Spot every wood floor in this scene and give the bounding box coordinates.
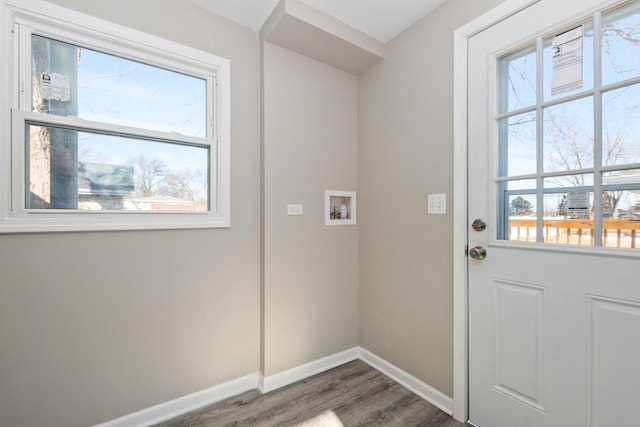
[153,360,465,427]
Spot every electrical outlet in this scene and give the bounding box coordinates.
[428,194,446,214]
[287,204,303,215]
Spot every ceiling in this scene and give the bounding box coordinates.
[187,0,448,43]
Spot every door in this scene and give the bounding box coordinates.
[468,1,640,426]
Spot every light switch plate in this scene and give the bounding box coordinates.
[428,194,446,214]
[287,204,303,215]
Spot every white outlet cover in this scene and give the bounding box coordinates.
[287,204,303,215]
[428,194,446,214]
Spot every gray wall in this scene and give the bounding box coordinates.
[0,0,514,425]
[1,1,262,426]
[357,0,505,397]
[1,1,361,426]
[262,42,359,376]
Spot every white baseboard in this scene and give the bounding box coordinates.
[358,347,453,415]
[93,372,260,427]
[259,347,360,393]
[95,347,453,426]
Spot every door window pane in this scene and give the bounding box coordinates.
[544,174,594,223]
[602,170,640,248]
[603,169,640,216]
[602,84,640,167]
[544,175,595,246]
[543,96,594,172]
[31,35,207,137]
[501,179,537,242]
[542,191,595,245]
[498,45,537,114]
[27,123,209,211]
[602,2,640,86]
[498,111,537,177]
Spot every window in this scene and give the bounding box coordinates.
[1,0,230,232]
[496,1,640,249]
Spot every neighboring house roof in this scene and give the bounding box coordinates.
[127,195,207,211]
[78,161,134,196]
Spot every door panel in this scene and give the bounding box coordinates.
[468,1,640,426]
[588,296,640,426]
[493,280,545,412]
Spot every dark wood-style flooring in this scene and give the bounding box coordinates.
[153,360,466,427]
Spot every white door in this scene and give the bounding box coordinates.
[468,1,640,426]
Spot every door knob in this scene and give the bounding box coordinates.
[469,246,487,260]
[471,219,486,232]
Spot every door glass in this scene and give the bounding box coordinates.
[602,169,640,248]
[543,96,594,172]
[496,2,640,249]
[498,111,537,177]
[602,2,640,86]
[501,179,537,242]
[602,84,640,167]
[543,175,594,246]
[498,45,537,114]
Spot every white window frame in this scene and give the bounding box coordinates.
[0,0,231,232]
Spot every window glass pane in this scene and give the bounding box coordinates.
[603,169,640,217]
[602,170,640,249]
[31,35,206,137]
[602,84,640,167]
[498,45,537,114]
[602,2,640,86]
[543,21,594,101]
[499,179,537,242]
[498,111,537,177]
[27,123,209,211]
[543,175,594,246]
[543,96,594,172]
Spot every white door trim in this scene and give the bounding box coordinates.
[452,0,541,421]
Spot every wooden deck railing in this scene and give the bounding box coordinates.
[509,218,640,248]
